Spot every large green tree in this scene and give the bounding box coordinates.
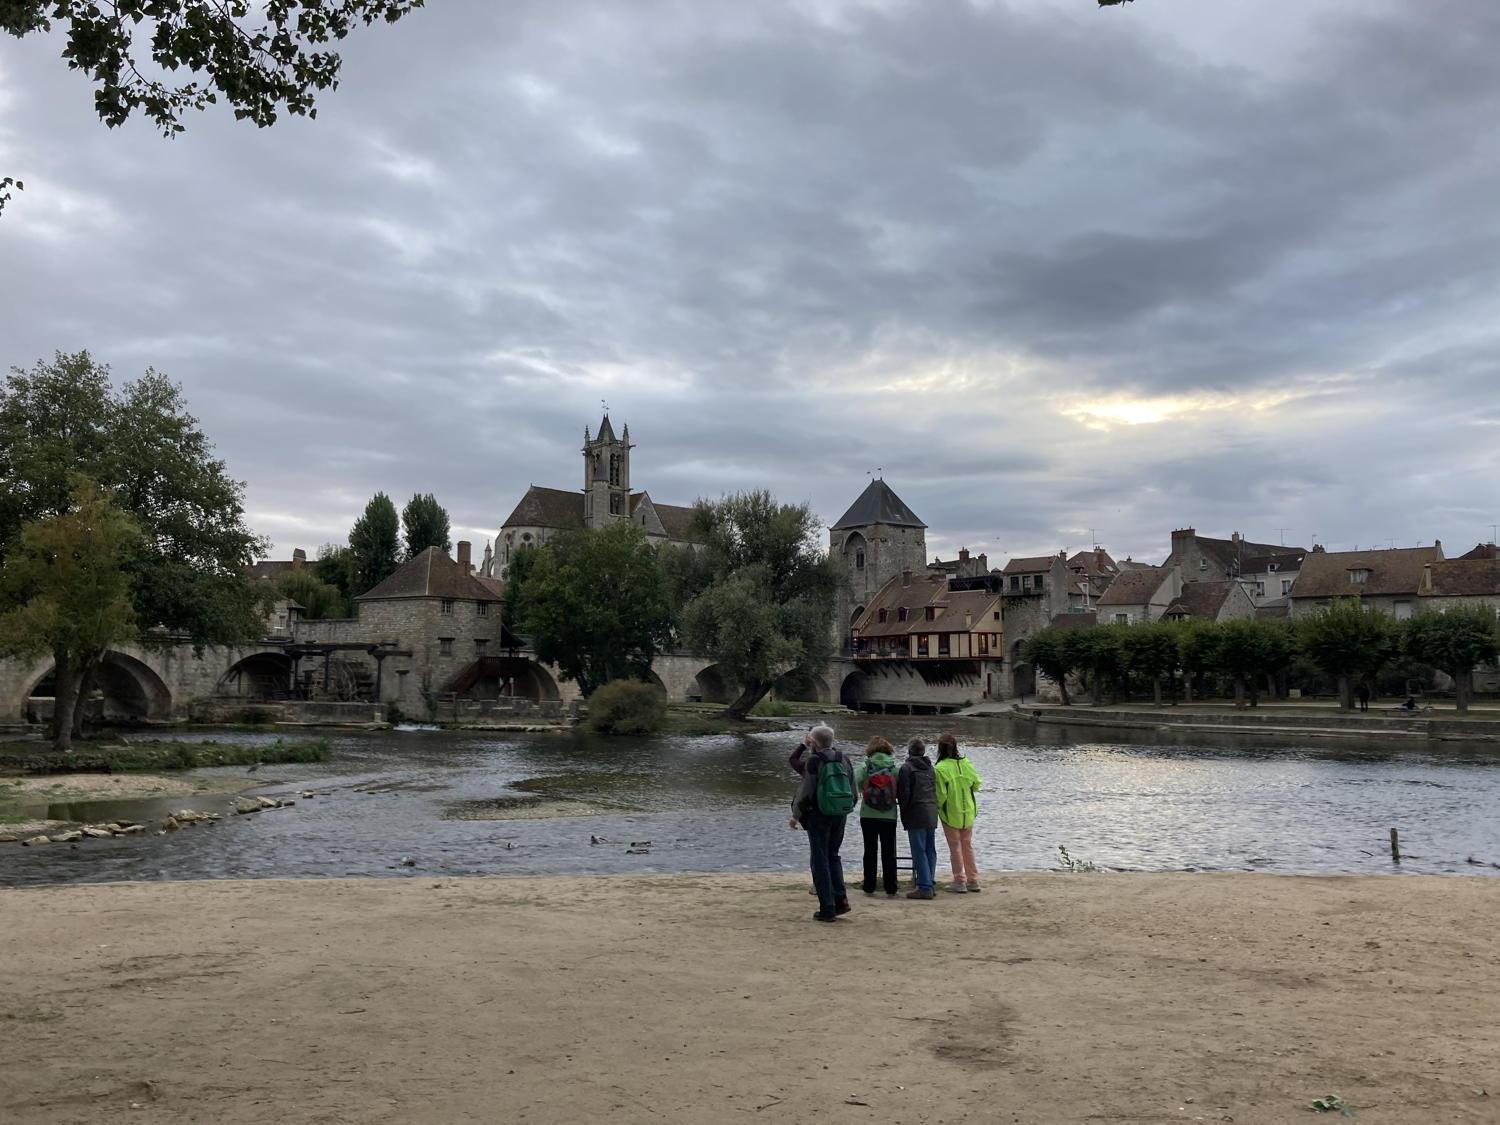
[1,352,269,741]
[347,492,400,594]
[1298,599,1399,710]
[1119,623,1179,706]
[676,492,839,719]
[0,481,139,752]
[1021,628,1075,705]
[0,0,424,215]
[516,522,673,696]
[273,568,348,621]
[313,543,359,615]
[1403,607,1500,714]
[401,492,451,558]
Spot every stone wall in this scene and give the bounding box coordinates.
[831,520,929,654]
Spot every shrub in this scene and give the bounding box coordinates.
[585,680,667,736]
[751,699,791,717]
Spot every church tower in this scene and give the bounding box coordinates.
[829,478,928,654]
[583,415,632,529]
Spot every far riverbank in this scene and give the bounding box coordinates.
[0,872,1495,1124]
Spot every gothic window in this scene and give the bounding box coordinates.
[609,492,623,515]
[855,549,865,569]
[609,452,622,486]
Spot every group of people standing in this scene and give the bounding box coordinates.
[789,725,983,922]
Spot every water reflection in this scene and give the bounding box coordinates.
[2,716,1498,886]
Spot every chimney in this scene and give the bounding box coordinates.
[1231,531,1241,546]
[958,547,969,562]
[457,541,472,572]
[1172,527,1196,543]
[902,569,912,588]
[1422,561,1433,595]
[1434,538,1444,560]
[292,548,306,569]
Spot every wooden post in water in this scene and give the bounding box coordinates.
[1390,827,1401,863]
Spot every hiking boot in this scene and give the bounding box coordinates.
[812,911,837,923]
[948,883,969,894]
[967,883,982,893]
[906,888,935,900]
[835,900,852,915]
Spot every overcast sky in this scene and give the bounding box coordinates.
[3,0,1497,566]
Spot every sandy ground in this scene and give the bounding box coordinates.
[1,873,1496,1125]
[0,772,246,837]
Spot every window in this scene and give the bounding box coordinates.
[1268,562,1279,573]
[1349,568,1371,585]
[993,610,1000,621]
[439,638,454,656]
[1009,575,1020,591]
[916,634,930,657]
[609,492,623,516]
[878,608,888,623]
[1254,582,1265,597]
[1394,601,1413,621]
[477,602,489,617]
[924,606,936,622]
[937,634,950,656]
[440,599,455,615]
[897,607,908,623]
[977,633,990,655]
[855,549,865,569]
[1114,613,1130,625]
[608,451,622,486]
[475,638,488,655]
[1281,579,1292,596]
[1022,574,1033,590]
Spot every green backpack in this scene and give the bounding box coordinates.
[814,752,855,816]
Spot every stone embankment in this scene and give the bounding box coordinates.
[989,702,1500,742]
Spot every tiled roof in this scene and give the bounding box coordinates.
[1048,611,1098,631]
[1239,551,1305,575]
[853,573,1001,638]
[1255,605,1290,619]
[1002,555,1058,574]
[1170,533,1304,576]
[1162,581,1235,620]
[832,479,926,531]
[1456,543,1498,561]
[1097,567,1169,606]
[653,502,698,542]
[357,547,502,602]
[1421,558,1500,597]
[501,486,586,531]
[1289,545,1441,599]
[1067,549,1117,576]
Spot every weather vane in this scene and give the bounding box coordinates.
[601,398,609,416]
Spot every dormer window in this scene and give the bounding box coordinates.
[1348,568,1371,585]
[878,608,888,623]
[924,606,936,622]
[1199,558,1208,572]
[1268,563,1279,573]
[897,607,908,623]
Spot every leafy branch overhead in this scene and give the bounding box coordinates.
[0,1,424,213]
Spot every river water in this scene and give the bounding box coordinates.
[3,717,1499,886]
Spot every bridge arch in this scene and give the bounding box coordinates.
[773,668,830,704]
[218,652,294,701]
[839,669,868,711]
[19,650,174,723]
[692,664,732,704]
[445,656,561,702]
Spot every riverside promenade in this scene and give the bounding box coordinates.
[1,873,1496,1124]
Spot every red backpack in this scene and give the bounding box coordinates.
[862,765,897,812]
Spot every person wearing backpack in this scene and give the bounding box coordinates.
[789,724,856,922]
[934,732,983,893]
[854,736,900,897]
[897,737,939,899]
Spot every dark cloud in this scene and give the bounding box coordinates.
[1,0,1496,563]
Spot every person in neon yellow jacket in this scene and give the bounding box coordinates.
[933,732,983,893]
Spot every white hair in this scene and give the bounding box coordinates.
[810,724,835,749]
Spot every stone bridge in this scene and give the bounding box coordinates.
[0,644,839,724]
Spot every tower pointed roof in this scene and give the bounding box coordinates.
[831,479,926,531]
[596,414,616,443]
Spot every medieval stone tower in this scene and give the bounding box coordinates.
[829,478,929,654]
[582,415,632,529]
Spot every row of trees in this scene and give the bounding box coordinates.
[0,353,271,751]
[508,492,840,719]
[1022,600,1500,713]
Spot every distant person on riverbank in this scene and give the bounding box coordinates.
[897,738,939,900]
[934,733,983,894]
[855,737,900,897]
[789,724,856,922]
[1357,682,1371,712]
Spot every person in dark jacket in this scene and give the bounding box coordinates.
[897,738,939,899]
[788,731,815,775]
[789,724,854,922]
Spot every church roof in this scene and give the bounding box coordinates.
[357,547,501,602]
[653,501,698,542]
[596,414,616,442]
[501,486,585,531]
[831,479,926,531]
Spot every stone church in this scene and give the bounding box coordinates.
[486,415,698,579]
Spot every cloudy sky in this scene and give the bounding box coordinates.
[2,0,1497,566]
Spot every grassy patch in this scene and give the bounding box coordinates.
[0,738,330,775]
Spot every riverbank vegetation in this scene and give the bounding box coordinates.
[1023,599,1500,712]
[586,680,668,736]
[0,737,329,775]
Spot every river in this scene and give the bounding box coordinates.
[3,717,1499,886]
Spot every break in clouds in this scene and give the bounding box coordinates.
[1,0,1497,564]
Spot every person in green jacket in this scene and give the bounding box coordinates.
[854,736,901,896]
[934,732,983,893]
